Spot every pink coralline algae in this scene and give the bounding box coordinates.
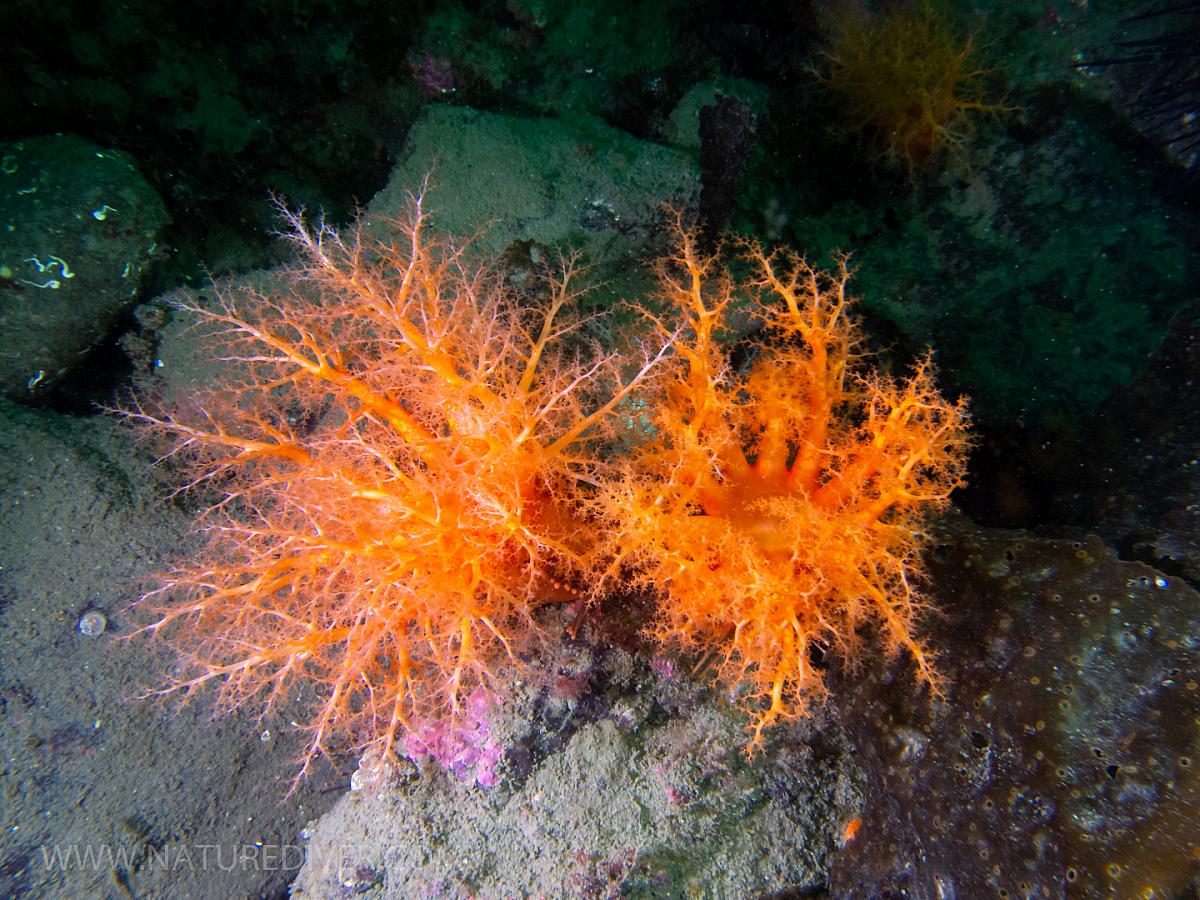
[403,689,504,788]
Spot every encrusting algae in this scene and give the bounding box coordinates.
[122,187,970,784]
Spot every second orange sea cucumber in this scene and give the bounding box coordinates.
[599,215,972,745]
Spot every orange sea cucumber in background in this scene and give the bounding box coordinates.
[122,184,662,786]
[815,0,1005,173]
[601,216,971,745]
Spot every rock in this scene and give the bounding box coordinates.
[0,134,169,400]
[370,104,699,282]
[828,514,1200,897]
[292,644,859,898]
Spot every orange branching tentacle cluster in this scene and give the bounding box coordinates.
[815,0,1007,173]
[125,191,970,781]
[603,216,971,747]
[124,185,662,786]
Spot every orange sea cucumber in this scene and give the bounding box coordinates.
[600,216,971,745]
[122,184,663,786]
[816,1,1006,173]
